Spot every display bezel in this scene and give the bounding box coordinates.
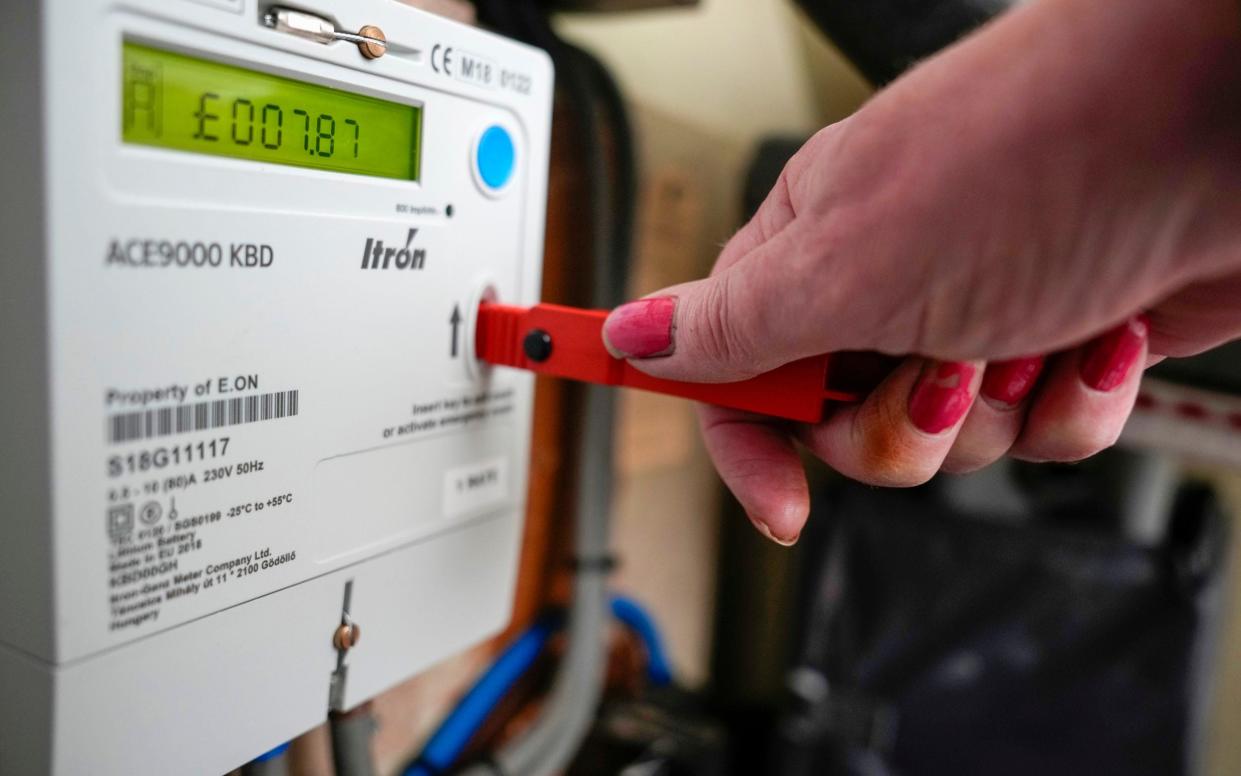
[120,39,424,182]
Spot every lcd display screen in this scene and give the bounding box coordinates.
[122,42,422,181]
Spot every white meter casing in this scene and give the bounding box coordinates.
[0,1,552,772]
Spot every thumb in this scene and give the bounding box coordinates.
[602,221,923,383]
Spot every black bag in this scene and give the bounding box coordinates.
[775,467,1227,776]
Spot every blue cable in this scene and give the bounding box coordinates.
[250,741,290,763]
[610,594,673,687]
[403,615,559,776]
[404,594,672,776]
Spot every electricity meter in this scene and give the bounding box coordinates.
[0,1,552,772]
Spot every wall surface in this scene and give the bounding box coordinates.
[559,0,870,147]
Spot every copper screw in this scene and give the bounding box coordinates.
[333,621,361,651]
[357,26,386,60]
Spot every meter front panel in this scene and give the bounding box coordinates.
[39,3,551,663]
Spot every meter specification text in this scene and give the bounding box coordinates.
[103,374,300,633]
[429,43,533,96]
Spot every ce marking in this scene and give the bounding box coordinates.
[430,44,455,76]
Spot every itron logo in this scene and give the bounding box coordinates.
[361,228,427,270]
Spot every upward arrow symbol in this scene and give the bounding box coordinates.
[449,305,462,358]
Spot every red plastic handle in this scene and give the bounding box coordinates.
[475,302,873,424]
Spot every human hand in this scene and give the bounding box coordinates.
[601,0,1241,544]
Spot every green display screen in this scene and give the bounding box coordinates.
[122,42,422,181]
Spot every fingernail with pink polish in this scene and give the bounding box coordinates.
[602,296,677,359]
[981,356,1045,408]
[909,361,978,434]
[1080,315,1148,392]
[749,516,798,547]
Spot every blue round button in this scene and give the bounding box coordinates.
[476,125,516,191]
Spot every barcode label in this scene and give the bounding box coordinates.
[108,389,299,444]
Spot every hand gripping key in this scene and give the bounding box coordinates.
[474,302,893,423]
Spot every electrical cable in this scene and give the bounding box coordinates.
[406,596,672,776]
[560,42,637,289]
[330,704,378,776]
[485,389,612,776]
[609,595,673,687]
[474,0,523,38]
[240,742,290,776]
[403,616,560,776]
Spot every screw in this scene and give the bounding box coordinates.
[523,329,553,362]
[333,621,361,651]
[356,25,386,59]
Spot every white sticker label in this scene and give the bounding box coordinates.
[444,458,508,518]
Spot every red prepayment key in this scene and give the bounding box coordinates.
[474,302,890,423]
